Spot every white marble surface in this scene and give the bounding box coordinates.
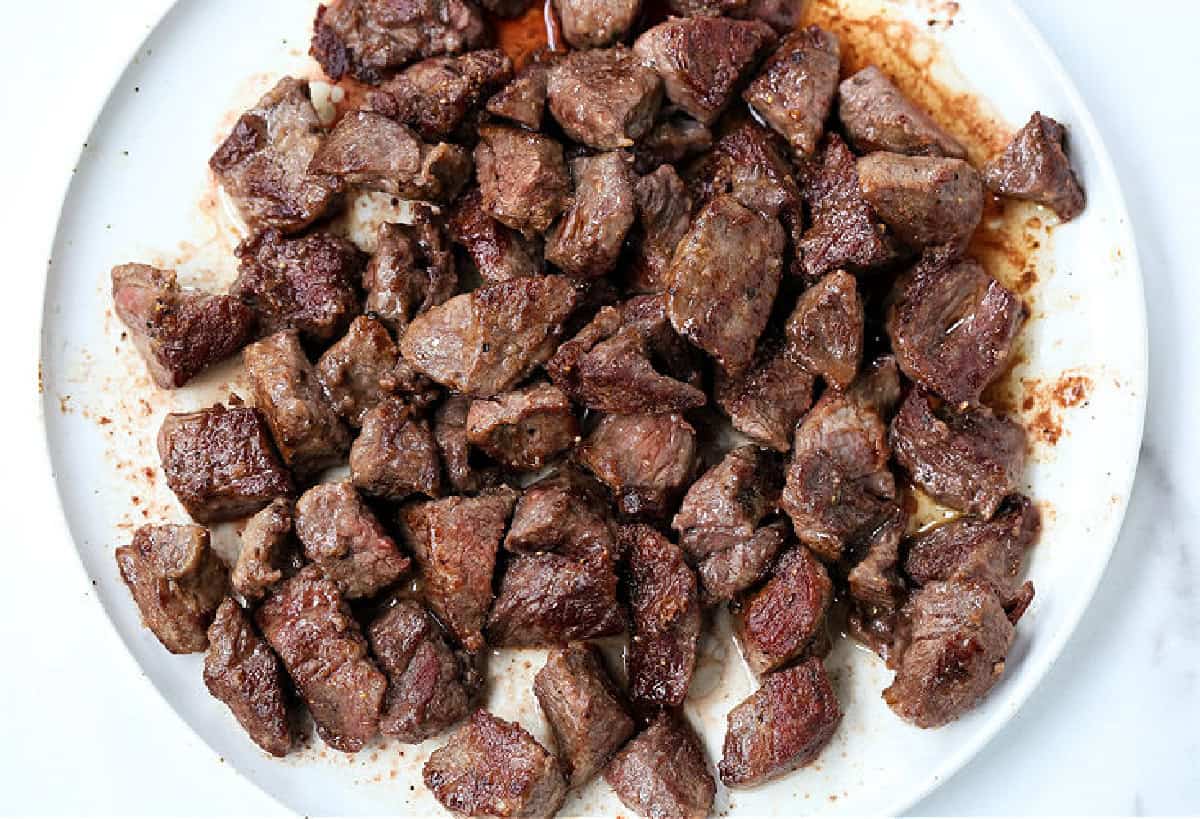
[2,0,1197,814]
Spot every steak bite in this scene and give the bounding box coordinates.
[633,16,777,125]
[368,49,513,140]
[856,153,984,253]
[697,520,787,605]
[232,498,298,601]
[604,712,715,819]
[209,77,338,234]
[398,488,519,651]
[310,0,488,84]
[546,48,662,150]
[115,524,228,654]
[714,333,815,452]
[363,213,458,337]
[466,382,580,471]
[983,112,1086,221]
[316,316,401,428]
[553,0,641,48]
[449,188,543,283]
[628,164,693,294]
[577,413,697,520]
[435,395,500,492]
[687,119,800,229]
[368,599,483,742]
[350,396,443,500]
[546,151,638,278]
[667,194,784,375]
[158,404,293,523]
[486,63,549,130]
[837,66,967,159]
[486,552,625,646]
[203,598,292,757]
[621,524,700,708]
[474,125,570,236]
[257,566,386,752]
[534,645,634,789]
[505,468,616,563]
[743,26,840,158]
[633,113,713,174]
[784,269,864,390]
[423,710,567,819]
[672,446,783,561]
[845,506,906,612]
[111,264,255,390]
[732,545,832,675]
[887,253,1027,407]
[243,330,352,479]
[400,274,580,396]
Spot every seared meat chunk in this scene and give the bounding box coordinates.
[209,77,338,234]
[847,353,903,419]
[158,404,293,523]
[423,710,567,819]
[743,26,840,158]
[887,253,1027,407]
[604,712,715,819]
[398,488,518,651]
[622,524,700,708]
[505,469,616,563]
[634,17,776,125]
[350,396,443,500]
[368,49,513,140]
[244,330,351,478]
[554,0,641,48]
[719,658,840,786]
[535,645,634,789]
[667,194,784,375]
[435,395,499,492]
[204,598,292,757]
[983,112,1085,221]
[474,125,570,235]
[310,0,487,84]
[856,153,983,253]
[486,63,549,130]
[547,48,662,150]
[232,498,297,601]
[673,446,783,560]
[784,269,864,390]
[368,599,482,742]
[884,579,1018,728]
[577,413,697,520]
[732,545,831,674]
[111,264,254,389]
[449,188,543,283]
[845,506,906,611]
[466,382,579,470]
[232,229,364,342]
[666,0,748,15]
[316,316,400,427]
[688,122,801,233]
[837,66,966,158]
[697,520,786,605]
[487,553,625,646]
[633,114,712,174]
[257,566,386,752]
[546,151,637,278]
[400,274,579,396]
[116,524,227,654]
[364,213,457,337]
[739,0,803,33]
[628,165,693,294]
[714,333,814,452]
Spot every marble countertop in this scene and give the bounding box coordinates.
[2,0,1196,814]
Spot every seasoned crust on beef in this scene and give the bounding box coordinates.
[732,545,832,675]
[605,712,715,819]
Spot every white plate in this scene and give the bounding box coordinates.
[39,0,1146,814]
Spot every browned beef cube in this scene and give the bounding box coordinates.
[887,253,1027,407]
[475,125,570,235]
[386,353,443,411]
[368,599,483,742]
[604,712,715,819]
[257,565,386,751]
[350,396,443,500]
[546,48,662,150]
[535,645,634,789]
[209,77,338,234]
[435,395,499,492]
[309,111,471,203]
[845,506,906,612]
[553,0,641,48]
[743,26,839,158]
[466,382,579,471]
[577,413,697,520]
[847,353,903,419]
[486,63,549,130]
[633,113,712,175]
[204,598,292,757]
[884,579,1018,728]
[232,498,298,601]
[857,153,983,253]
[111,264,254,389]
[310,0,487,84]
[785,269,864,390]
[364,212,458,337]
[232,229,364,342]
[400,275,579,396]
[738,0,803,33]
[634,17,776,125]
[837,66,966,159]
[719,657,840,787]
[687,119,800,227]
[505,469,616,564]
[244,330,351,478]
[983,112,1085,221]
[546,151,637,278]
[158,404,294,523]
[316,317,400,428]
[399,488,519,651]
[423,709,567,818]
[487,553,625,646]
[628,165,693,295]
[697,520,786,605]
[116,524,228,654]
[368,49,513,140]
[714,333,814,452]
[797,133,900,281]
[667,194,784,375]
[672,446,783,561]
[781,392,896,563]
[732,545,831,675]
[449,188,543,283]
[666,0,747,15]
[621,524,700,708]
